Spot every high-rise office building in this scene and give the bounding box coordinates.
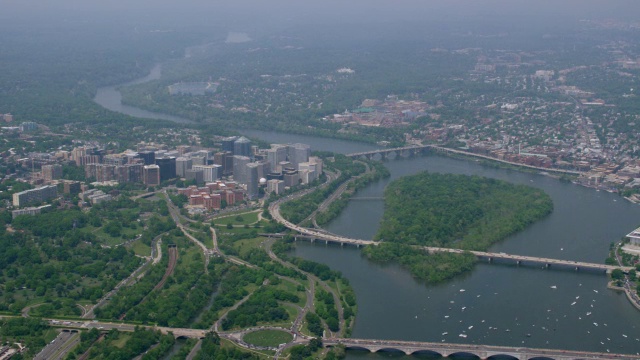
[267,179,285,195]
[192,165,221,183]
[143,165,161,186]
[176,157,193,178]
[222,136,238,153]
[185,169,204,185]
[138,151,155,165]
[246,163,260,200]
[155,156,176,181]
[267,145,288,173]
[287,143,311,168]
[233,136,252,157]
[232,155,251,184]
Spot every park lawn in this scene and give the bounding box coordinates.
[243,329,293,348]
[275,281,307,308]
[257,303,298,328]
[129,238,151,257]
[111,333,132,348]
[212,209,262,219]
[233,237,265,258]
[299,320,315,338]
[173,242,203,269]
[216,226,260,236]
[185,228,212,249]
[98,226,140,246]
[220,338,274,358]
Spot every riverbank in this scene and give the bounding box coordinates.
[607,281,640,311]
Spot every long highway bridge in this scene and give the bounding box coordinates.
[324,338,640,360]
[43,320,640,359]
[346,144,583,176]
[268,196,632,274]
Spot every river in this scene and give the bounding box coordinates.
[94,67,640,357]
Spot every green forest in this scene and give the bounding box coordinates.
[364,172,553,283]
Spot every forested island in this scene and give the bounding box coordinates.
[364,172,553,283]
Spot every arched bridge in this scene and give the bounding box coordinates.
[324,338,640,360]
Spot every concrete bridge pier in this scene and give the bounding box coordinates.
[545,263,550,268]
[516,260,521,266]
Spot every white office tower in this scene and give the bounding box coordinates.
[176,157,193,178]
[233,155,251,183]
[246,163,260,200]
[192,164,221,182]
[309,156,323,175]
[298,157,323,184]
[287,143,311,168]
[267,145,288,172]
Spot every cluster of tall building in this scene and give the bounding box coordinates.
[68,137,321,204]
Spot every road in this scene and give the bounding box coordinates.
[82,233,162,319]
[34,330,79,360]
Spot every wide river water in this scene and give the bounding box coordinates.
[95,69,640,358]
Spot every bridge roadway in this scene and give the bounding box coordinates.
[43,318,639,359]
[324,338,640,360]
[346,145,583,176]
[268,199,631,273]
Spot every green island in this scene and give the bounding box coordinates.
[363,172,554,283]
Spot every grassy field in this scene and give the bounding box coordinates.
[243,330,293,348]
[232,237,265,258]
[213,211,260,226]
[221,338,274,358]
[111,333,132,348]
[129,239,151,256]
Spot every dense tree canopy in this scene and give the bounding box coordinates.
[365,172,553,283]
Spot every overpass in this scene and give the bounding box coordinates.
[346,145,583,176]
[324,338,640,360]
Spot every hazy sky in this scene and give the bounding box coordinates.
[2,0,640,29]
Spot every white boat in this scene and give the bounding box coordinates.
[459,334,467,338]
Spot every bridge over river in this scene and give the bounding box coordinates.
[268,199,632,274]
[346,145,583,176]
[324,338,640,360]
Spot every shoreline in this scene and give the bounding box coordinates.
[607,281,640,311]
